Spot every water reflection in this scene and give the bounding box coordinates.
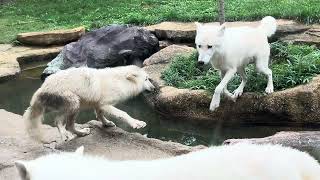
[0,67,318,146]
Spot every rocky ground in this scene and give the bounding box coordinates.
[0,109,203,179]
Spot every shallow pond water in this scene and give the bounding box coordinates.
[0,66,318,146]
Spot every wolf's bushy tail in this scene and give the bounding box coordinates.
[259,16,277,37]
[23,89,44,142]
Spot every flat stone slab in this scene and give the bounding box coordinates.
[0,109,202,179]
[0,45,63,82]
[17,26,85,46]
[224,131,320,160]
[57,121,203,160]
[145,19,302,42]
[144,44,195,66]
[0,109,59,180]
[280,28,320,46]
[0,56,19,82]
[146,22,197,42]
[143,45,196,87]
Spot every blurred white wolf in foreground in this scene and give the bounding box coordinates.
[23,65,155,142]
[15,143,320,180]
[195,16,277,111]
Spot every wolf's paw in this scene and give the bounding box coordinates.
[102,120,116,127]
[265,86,274,94]
[224,91,236,102]
[130,120,147,129]
[209,99,220,112]
[77,128,91,136]
[65,131,76,141]
[232,88,243,99]
[225,95,236,102]
[40,139,52,144]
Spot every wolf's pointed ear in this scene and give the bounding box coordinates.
[195,22,202,29]
[218,23,226,36]
[75,146,84,155]
[126,72,138,82]
[15,161,30,180]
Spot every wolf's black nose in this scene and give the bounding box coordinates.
[198,61,204,65]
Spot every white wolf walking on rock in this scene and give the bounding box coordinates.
[195,16,277,111]
[23,65,155,142]
[15,143,320,180]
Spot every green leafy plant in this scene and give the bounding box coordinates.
[162,42,320,93]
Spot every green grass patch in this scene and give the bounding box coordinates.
[0,0,320,43]
[161,42,320,93]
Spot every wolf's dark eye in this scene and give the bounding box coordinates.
[208,45,213,49]
[198,45,202,48]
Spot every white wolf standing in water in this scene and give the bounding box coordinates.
[15,143,320,180]
[195,16,277,111]
[23,65,155,142]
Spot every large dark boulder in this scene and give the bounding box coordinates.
[42,25,159,76]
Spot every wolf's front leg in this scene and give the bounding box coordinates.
[210,69,236,111]
[210,94,221,111]
[102,105,146,129]
[220,71,236,102]
[232,67,247,100]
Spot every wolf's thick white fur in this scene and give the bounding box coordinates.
[195,16,277,111]
[15,143,320,180]
[23,65,155,142]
